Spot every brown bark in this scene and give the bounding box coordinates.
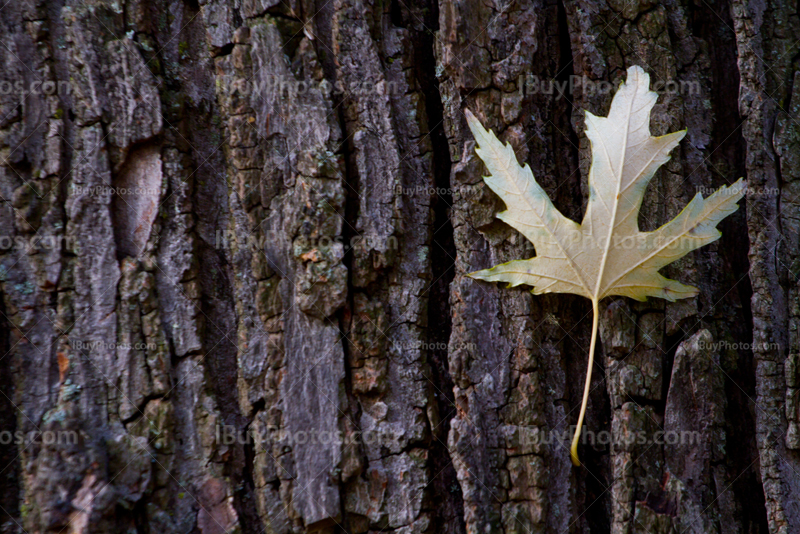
[0,0,797,532]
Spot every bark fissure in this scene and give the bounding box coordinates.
[417,0,465,527]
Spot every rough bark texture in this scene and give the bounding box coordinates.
[0,0,797,533]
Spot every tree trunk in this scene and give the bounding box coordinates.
[0,0,797,532]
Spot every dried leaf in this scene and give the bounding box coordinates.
[466,66,745,466]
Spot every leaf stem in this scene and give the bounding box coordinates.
[571,298,599,467]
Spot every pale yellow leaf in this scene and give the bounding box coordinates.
[465,65,746,466]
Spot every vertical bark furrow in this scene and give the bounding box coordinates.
[732,0,800,531]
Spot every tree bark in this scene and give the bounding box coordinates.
[0,0,797,533]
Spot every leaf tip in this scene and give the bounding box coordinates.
[466,269,487,281]
[464,108,482,131]
[663,283,699,302]
[625,65,652,93]
[627,64,647,78]
[465,108,490,148]
[731,177,747,197]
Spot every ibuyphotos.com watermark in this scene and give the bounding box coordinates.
[0,430,79,446]
[215,230,399,253]
[69,184,161,197]
[216,424,701,451]
[216,75,402,99]
[555,233,718,251]
[71,340,158,352]
[216,425,399,448]
[0,80,71,96]
[394,340,477,352]
[392,185,481,200]
[550,427,702,449]
[517,75,701,99]
[696,185,779,198]
[697,340,780,352]
[0,234,76,252]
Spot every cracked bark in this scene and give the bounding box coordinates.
[0,0,797,533]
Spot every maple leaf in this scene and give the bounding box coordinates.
[466,65,745,466]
